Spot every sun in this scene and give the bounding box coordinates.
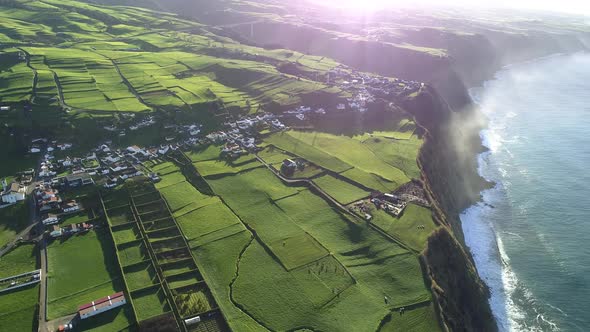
[312,0,395,11]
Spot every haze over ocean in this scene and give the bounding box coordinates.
[461,53,590,332]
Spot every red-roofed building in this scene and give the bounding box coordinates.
[78,292,126,319]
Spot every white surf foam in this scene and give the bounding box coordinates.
[460,86,553,332]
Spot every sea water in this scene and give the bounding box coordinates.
[461,53,590,332]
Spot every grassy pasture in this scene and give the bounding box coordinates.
[194,158,262,177]
[60,211,91,226]
[380,303,442,332]
[154,171,186,189]
[257,146,293,165]
[186,145,222,162]
[161,259,196,277]
[117,240,149,267]
[46,229,125,319]
[313,174,371,205]
[159,181,209,212]
[176,200,242,241]
[191,232,267,332]
[0,201,30,248]
[147,226,182,242]
[0,285,39,332]
[131,286,170,322]
[0,63,34,103]
[265,132,352,173]
[106,205,134,226]
[267,233,328,270]
[123,261,158,291]
[76,304,134,332]
[362,136,423,180]
[111,223,141,244]
[0,244,37,279]
[286,131,410,186]
[340,167,399,192]
[166,271,202,289]
[370,204,438,252]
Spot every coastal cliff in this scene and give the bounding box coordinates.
[403,86,497,331]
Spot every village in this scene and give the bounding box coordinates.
[0,61,425,332]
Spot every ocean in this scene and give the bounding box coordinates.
[461,53,590,332]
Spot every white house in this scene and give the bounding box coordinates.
[42,214,59,225]
[62,201,80,213]
[1,182,26,204]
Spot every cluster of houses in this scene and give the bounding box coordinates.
[204,112,287,158]
[49,222,93,238]
[35,184,81,215]
[29,138,72,154]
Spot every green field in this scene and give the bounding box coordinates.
[0,201,30,248]
[198,161,431,330]
[117,240,149,267]
[123,261,159,291]
[0,285,39,332]
[370,204,438,252]
[130,286,171,321]
[46,229,126,319]
[159,181,210,212]
[285,131,412,185]
[0,244,37,279]
[176,200,242,241]
[313,174,371,205]
[380,303,442,332]
[76,304,134,332]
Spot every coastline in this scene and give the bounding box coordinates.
[458,52,588,332]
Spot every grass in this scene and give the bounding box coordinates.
[285,131,411,185]
[159,181,209,212]
[173,285,216,317]
[75,304,134,332]
[370,204,438,252]
[313,174,371,205]
[112,223,141,244]
[194,159,262,177]
[362,136,423,180]
[380,303,442,332]
[265,132,352,173]
[154,171,186,189]
[191,232,267,331]
[117,241,148,267]
[46,229,125,319]
[161,259,196,277]
[166,271,202,289]
[176,201,242,241]
[186,145,221,162]
[0,201,30,248]
[60,211,91,226]
[131,286,170,322]
[123,261,158,291]
[0,284,39,332]
[268,233,328,270]
[0,244,37,279]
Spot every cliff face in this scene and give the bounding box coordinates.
[403,87,496,331]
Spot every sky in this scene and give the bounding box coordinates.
[316,0,590,16]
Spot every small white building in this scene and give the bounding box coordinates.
[42,214,60,225]
[79,292,127,320]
